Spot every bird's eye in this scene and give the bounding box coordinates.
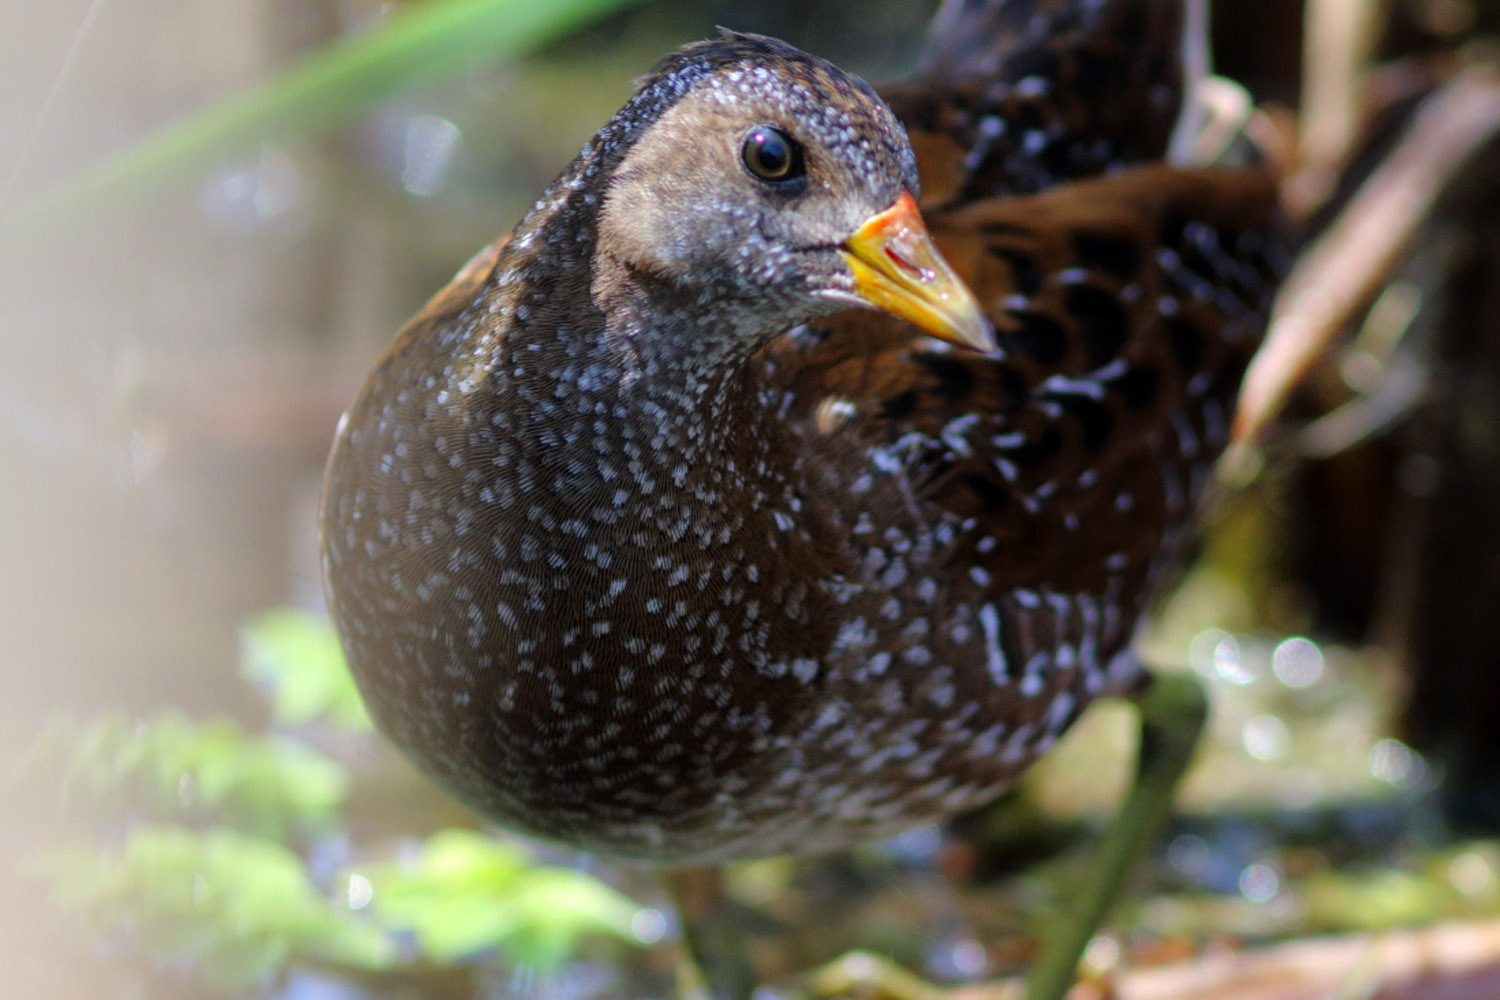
[741,126,804,184]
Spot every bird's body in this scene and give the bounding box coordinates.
[321,11,1279,864]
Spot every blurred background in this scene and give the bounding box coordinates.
[3,0,1499,997]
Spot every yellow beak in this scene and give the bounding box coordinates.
[840,190,996,353]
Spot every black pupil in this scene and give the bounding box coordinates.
[744,128,797,181]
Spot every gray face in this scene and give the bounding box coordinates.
[592,41,921,325]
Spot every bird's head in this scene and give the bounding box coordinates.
[585,31,995,353]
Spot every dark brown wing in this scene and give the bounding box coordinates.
[887,0,1189,206]
[768,165,1279,606]
[751,0,1284,700]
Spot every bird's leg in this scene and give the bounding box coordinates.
[1022,670,1208,1000]
[664,865,758,1000]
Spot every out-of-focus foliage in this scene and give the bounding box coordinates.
[20,608,650,995]
[39,711,346,839]
[6,0,647,229]
[241,608,372,732]
[1304,844,1500,932]
[361,828,641,968]
[33,826,396,991]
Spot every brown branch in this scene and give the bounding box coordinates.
[1233,65,1500,446]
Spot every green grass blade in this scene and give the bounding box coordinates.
[7,0,643,229]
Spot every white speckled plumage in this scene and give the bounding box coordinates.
[320,17,1280,864]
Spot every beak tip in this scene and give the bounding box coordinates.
[932,297,997,354]
[963,314,999,355]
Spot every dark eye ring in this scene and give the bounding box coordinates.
[741,126,804,184]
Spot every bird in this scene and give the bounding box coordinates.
[320,0,1280,992]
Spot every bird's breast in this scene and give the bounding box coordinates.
[321,335,870,854]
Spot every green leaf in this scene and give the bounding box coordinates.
[241,608,373,732]
[36,711,348,838]
[395,828,530,888]
[6,0,645,229]
[299,917,401,973]
[498,867,643,968]
[32,826,397,991]
[360,828,640,968]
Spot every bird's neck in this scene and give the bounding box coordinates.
[505,300,774,486]
[469,160,812,530]
[487,201,789,448]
